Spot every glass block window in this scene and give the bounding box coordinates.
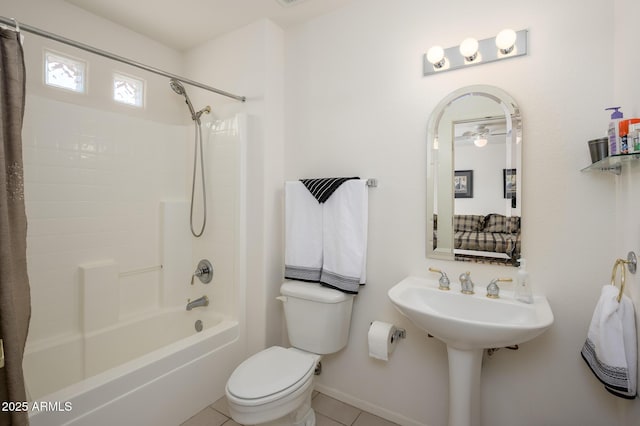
[44,50,86,93]
[113,73,144,107]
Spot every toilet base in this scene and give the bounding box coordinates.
[234,393,315,426]
[256,404,315,426]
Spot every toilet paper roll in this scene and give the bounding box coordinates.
[368,321,398,361]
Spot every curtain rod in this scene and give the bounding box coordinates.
[0,16,246,102]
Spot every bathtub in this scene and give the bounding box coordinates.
[25,308,242,426]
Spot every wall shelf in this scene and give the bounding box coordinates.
[581,153,640,175]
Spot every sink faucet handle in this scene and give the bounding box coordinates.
[486,278,513,299]
[428,267,450,290]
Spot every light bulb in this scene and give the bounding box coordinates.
[474,136,488,147]
[459,38,479,61]
[496,29,517,54]
[426,46,446,68]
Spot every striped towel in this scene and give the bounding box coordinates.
[581,285,637,399]
[285,178,368,294]
[319,179,368,293]
[301,177,359,203]
[284,181,323,282]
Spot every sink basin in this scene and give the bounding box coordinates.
[388,276,554,426]
[388,276,553,350]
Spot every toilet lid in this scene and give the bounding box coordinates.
[227,346,316,400]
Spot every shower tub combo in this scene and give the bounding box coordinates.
[21,106,247,425]
[14,15,249,418]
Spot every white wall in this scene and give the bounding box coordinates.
[284,0,633,425]
[454,143,510,216]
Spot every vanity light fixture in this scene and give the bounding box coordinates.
[495,29,517,54]
[424,29,527,76]
[459,37,479,62]
[426,45,446,69]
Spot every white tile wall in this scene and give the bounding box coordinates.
[191,116,242,320]
[160,200,192,307]
[23,94,189,344]
[79,260,119,332]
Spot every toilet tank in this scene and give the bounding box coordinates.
[279,281,354,354]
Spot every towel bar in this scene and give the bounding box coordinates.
[610,251,637,302]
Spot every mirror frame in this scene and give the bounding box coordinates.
[426,85,522,265]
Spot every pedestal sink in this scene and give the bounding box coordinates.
[388,276,553,426]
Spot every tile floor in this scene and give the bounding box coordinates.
[181,391,399,426]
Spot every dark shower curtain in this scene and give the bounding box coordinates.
[0,27,31,426]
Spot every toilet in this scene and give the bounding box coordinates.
[225,280,354,426]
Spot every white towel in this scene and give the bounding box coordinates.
[284,181,323,282]
[581,285,637,399]
[320,179,368,293]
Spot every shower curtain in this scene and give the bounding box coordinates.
[0,28,31,426]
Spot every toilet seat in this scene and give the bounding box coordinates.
[226,346,318,407]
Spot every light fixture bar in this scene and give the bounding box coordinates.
[424,29,527,76]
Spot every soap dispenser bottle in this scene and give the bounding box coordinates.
[515,258,533,304]
[605,107,624,155]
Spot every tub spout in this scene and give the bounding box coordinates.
[186,295,209,311]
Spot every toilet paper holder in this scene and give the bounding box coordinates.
[370,322,406,342]
[391,328,406,343]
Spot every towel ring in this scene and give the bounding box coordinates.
[610,251,637,302]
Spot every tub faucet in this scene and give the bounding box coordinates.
[186,295,209,311]
[459,271,474,295]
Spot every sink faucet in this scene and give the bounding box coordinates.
[186,295,209,311]
[486,278,513,299]
[459,271,474,295]
[428,267,450,290]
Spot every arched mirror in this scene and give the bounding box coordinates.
[426,85,522,266]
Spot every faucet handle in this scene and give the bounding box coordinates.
[428,267,450,290]
[486,278,513,299]
[191,259,213,285]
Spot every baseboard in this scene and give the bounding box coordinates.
[313,383,428,426]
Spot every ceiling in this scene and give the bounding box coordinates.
[66,0,353,51]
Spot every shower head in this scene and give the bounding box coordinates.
[170,78,198,122]
[170,78,186,96]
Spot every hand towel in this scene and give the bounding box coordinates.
[300,177,359,203]
[284,181,323,282]
[320,179,368,293]
[581,285,637,399]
